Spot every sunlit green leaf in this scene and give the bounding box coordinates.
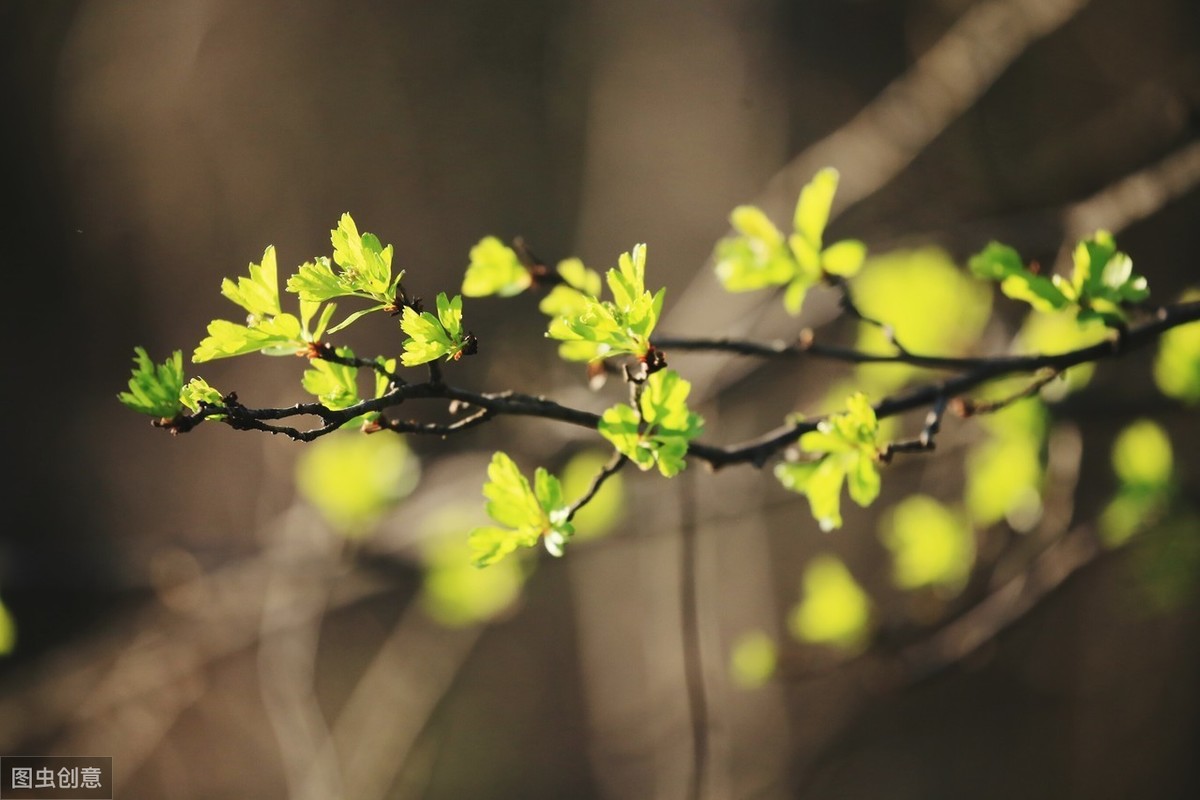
[400,292,471,366]
[793,167,838,250]
[221,246,281,319]
[469,452,574,566]
[788,555,870,650]
[330,213,398,300]
[546,244,663,361]
[180,377,223,414]
[598,369,703,477]
[118,348,185,418]
[302,346,359,410]
[776,392,882,531]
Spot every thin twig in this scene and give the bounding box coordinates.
[565,453,628,522]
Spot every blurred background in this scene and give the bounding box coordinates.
[1,0,1199,798]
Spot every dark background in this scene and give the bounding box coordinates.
[1,1,1199,798]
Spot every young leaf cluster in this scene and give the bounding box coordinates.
[545,244,665,362]
[468,452,575,566]
[118,348,185,418]
[715,167,866,315]
[598,369,704,477]
[400,292,474,366]
[775,393,882,532]
[969,230,1148,325]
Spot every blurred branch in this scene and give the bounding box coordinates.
[1061,138,1200,249]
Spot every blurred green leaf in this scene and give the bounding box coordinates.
[295,432,419,537]
[788,555,870,650]
[0,597,13,656]
[730,630,777,689]
[1154,289,1200,403]
[462,236,531,298]
[965,428,1043,529]
[853,248,992,395]
[1112,419,1173,488]
[1014,310,1109,398]
[880,495,974,593]
[421,511,526,628]
[118,348,185,418]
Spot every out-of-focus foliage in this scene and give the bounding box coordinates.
[1100,419,1174,547]
[1154,289,1200,403]
[775,393,882,531]
[880,495,974,593]
[599,369,704,477]
[851,248,992,394]
[729,630,778,689]
[715,167,866,315]
[421,511,526,628]
[0,597,14,656]
[468,452,574,566]
[118,348,185,418]
[560,450,625,540]
[1013,311,1109,399]
[788,555,870,650]
[461,236,532,298]
[965,393,1047,530]
[295,432,419,537]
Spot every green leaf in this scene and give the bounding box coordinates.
[969,242,1068,312]
[326,304,386,335]
[193,313,305,362]
[288,257,351,303]
[302,346,360,410]
[221,246,281,319]
[880,495,974,592]
[462,236,532,297]
[118,348,185,418]
[788,555,870,650]
[330,213,398,300]
[793,167,838,251]
[400,292,470,366]
[715,210,795,292]
[775,392,882,531]
[556,257,602,297]
[598,370,704,477]
[546,244,664,361]
[180,377,223,414]
[470,452,574,566]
